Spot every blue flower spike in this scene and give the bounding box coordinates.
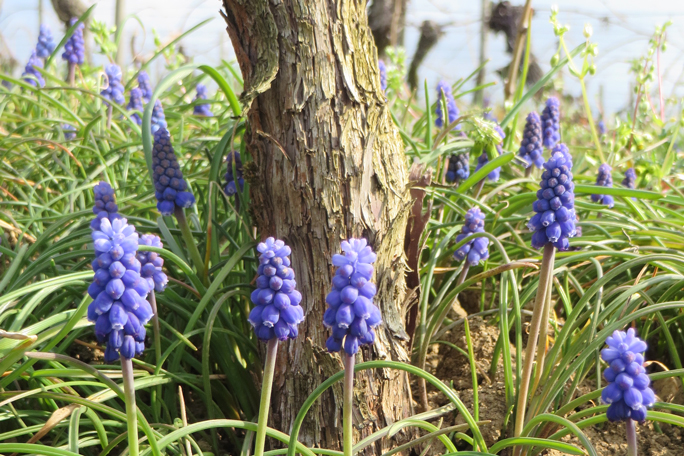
[36,24,56,59]
[63,124,77,140]
[193,84,213,117]
[519,112,544,169]
[87,183,152,362]
[453,207,490,266]
[224,151,244,196]
[152,128,196,215]
[101,64,125,107]
[446,153,469,183]
[378,60,387,93]
[151,100,167,133]
[476,112,506,182]
[601,328,655,423]
[591,163,615,209]
[137,235,168,292]
[324,238,382,356]
[435,81,460,130]
[127,87,144,125]
[541,97,560,149]
[528,149,577,251]
[22,51,45,88]
[62,18,85,65]
[138,71,153,103]
[623,168,636,189]
[248,237,304,341]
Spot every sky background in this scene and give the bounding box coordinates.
[2,0,684,116]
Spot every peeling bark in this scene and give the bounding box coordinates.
[221,0,414,453]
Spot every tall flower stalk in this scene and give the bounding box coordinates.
[324,238,380,456]
[514,149,576,455]
[88,182,153,456]
[62,18,85,85]
[248,237,303,456]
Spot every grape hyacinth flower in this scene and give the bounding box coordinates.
[224,151,244,196]
[378,59,387,92]
[598,120,607,136]
[475,113,505,181]
[22,51,45,88]
[193,84,213,117]
[519,112,544,169]
[87,207,152,362]
[91,181,121,231]
[453,207,489,266]
[591,163,615,209]
[540,97,560,149]
[324,238,381,356]
[138,71,153,102]
[623,168,636,189]
[36,24,56,59]
[551,143,573,168]
[445,153,469,183]
[101,64,125,107]
[152,127,196,215]
[435,81,460,130]
[127,87,144,126]
[137,235,168,292]
[601,328,655,423]
[528,150,577,251]
[151,100,167,133]
[63,124,77,140]
[247,238,304,341]
[62,18,85,85]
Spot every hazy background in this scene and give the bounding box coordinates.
[2,0,684,115]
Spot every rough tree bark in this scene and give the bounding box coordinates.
[220,0,414,453]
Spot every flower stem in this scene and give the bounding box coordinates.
[67,63,75,85]
[343,353,355,456]
[121,356,139,456]
[579,76,605,164]
[107,105,113,129]
[174,206,206,283]
[626,419,637,456]
[513,243,555,456]
[149,291,162,422]
[254,338,278,456]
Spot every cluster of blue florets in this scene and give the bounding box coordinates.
[22,51,45,88]
[248,238,304,341]
[193,84,213,117]
[476,112,505,181]
[324,239,382,356]
[127,87,144,125]
[152,128,196,215]
[224,151,244,196]
[446,153,469,183]
[519,112,544,169]
[151,100,167,133]
[435,81,460,130]
[528,150,577,250]
[87,183,153,362]
[591,163,615,209]
[378,60,387,92]
[598,120,607,136]
[101,64,125,107]
[138,71,153,102]
[137,235,168,292]
[541,97,560,149]
[623,168,636,189]
[36,24,56,59]
[91,181,121,231]
[601,328,655,422]
[63,124,77,140]
[453,207,490,265]
[62,18,85,65]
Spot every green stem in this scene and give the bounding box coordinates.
[149,291,162,422]
[343,354,355,456]
[579,77,605,164]
[174,206,206,283]
[626,419,637,456]
[67,63,76,86]
[513,243,555,456]
[121,356,139,456]
[254,338,279,456]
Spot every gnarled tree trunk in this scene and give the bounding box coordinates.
[221,0,414,453]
